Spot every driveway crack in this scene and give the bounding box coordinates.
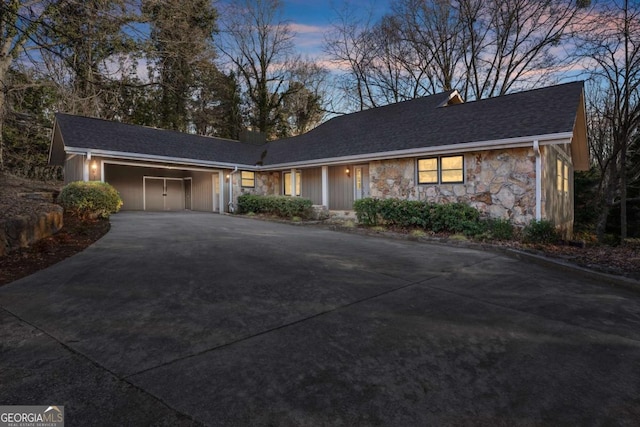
[125,275,438,379]
[0,306,204,426]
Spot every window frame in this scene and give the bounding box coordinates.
[417,157,439,185]
[241,171,255,188]
[440,155,465,184]
[417,155,465,185]
[283,171,301,196]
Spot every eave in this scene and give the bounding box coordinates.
[258,132,575,170]
[62,147,259,171]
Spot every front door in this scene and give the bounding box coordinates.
[354,165,369,200]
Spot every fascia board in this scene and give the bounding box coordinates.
[102,159,227,173]
[259,133,574,170]
[47,121,58,164]
[64,132,573,172]
[63,147,258,171]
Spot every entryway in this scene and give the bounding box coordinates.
[354,165,369,200]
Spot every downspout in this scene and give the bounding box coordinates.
[533,140,541,221]
[228,166,239,213]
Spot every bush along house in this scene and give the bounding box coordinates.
[49,81,588,238]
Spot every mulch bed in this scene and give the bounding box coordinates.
[0,215,110,286]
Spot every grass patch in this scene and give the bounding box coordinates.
[449,233,468,241]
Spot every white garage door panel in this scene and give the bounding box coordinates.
[145,178,165,211]
[166,179,184,211]
[144,177,184,211]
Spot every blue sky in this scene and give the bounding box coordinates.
[280,0,390,58]
[282,0,388,25]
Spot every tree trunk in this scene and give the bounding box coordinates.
[597,162,619,242]
[0,73,7,171]
[596,201,610,242]
[620,145,627,240]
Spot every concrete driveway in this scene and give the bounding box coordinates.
[1,211,640,425]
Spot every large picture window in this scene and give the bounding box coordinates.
[241,171,255,188]
[417,155,464,184]
[283,171,301,196]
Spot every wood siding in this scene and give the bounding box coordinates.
[542,145,574,238]
[190,171,214,212]
[64,155,84,184]
[301,168,322,204]
[329,166,353,210]
[104,164,185,211]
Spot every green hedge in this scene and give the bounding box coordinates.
[237,194,313,219]
[353,197,519,239]
[58,181,123,219]
[523,219,559,244]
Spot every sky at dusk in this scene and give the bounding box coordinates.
[278,0,390,58]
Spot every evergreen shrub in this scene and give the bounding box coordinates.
[58,181,123,219]
[237,194,313,219]
[523,219,559,244]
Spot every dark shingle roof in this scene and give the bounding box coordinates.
[55,114,264,165]
[261,81,584,165]
[55,81,584,167]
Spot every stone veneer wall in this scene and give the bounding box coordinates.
[234,171,281,206]
[369,148,537,226]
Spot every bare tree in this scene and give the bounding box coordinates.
[0,0,60,170]
[326,0,589,112]
[324,2,378,111]
[218,0,314,137]
[392,0,466,95]
[578,0,640,241]
[460,0,588,99]
[276,61,327,136]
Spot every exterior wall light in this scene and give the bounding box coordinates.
[345,167,350,177]
[91,161,98,179]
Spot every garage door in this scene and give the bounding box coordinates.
[144,177,185,211]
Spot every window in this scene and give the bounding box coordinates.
[241,171,255,188]
[557,159,569,193]
[418,158,438,184]
[441,155,464,183]
[417,155,464,184]
[283,171,301,196]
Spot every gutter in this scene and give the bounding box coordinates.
[534,140,542,220]
[259,133,574,171]
[63,147,257,171]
